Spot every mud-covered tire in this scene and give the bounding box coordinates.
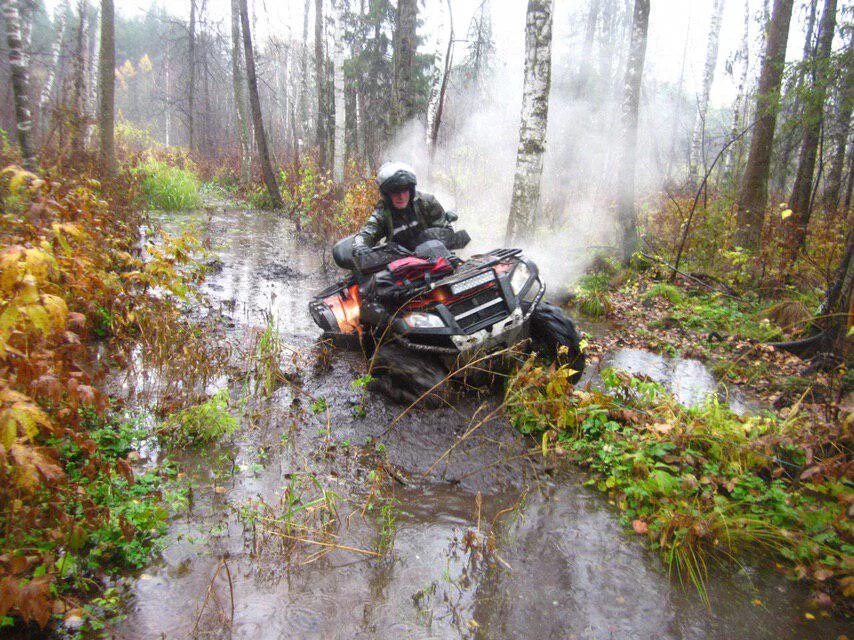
[530,301,585,383]
[368,343,449,406]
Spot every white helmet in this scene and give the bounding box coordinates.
[376,161,417,194]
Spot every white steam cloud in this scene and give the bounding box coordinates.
[381,2,687,293]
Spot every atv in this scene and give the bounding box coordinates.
[309,222,585,404]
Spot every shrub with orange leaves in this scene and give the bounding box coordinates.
[0,165,215,629]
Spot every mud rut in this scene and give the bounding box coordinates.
[112,209,845,640]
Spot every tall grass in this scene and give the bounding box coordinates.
[139,157,202,211]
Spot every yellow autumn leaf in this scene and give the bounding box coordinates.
[541,431,549,457]
[0,245,24,292]
[18,275,40,304]
[24,304,52,335]
[0,399,52,447]
[781,209,793,219]
[40,294,68,331]
[22,247,56,283]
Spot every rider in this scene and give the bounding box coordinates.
[352,161,451,255]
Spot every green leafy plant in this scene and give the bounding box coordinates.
[506,359,851,603]
[161,389,237,445]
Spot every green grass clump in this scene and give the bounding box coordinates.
[672,294,783,342]
[162,389,237,445]
[139,158,201,211]
[505,360,850,602]
[574,272,614,318]
[643,282,685,305]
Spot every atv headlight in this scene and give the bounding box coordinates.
[403,312,445,328]
[510,263,532,295]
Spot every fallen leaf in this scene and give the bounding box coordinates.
[632,519,648,534]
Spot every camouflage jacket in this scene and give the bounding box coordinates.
[353,191,447,250]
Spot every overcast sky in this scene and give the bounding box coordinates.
[52,0,849,108]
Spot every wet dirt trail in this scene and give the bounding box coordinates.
[114,208,847,640]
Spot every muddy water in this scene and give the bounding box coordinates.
[114,208,846,640]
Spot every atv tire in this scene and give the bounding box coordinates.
[368,343,449,406]
[530,301,585,383]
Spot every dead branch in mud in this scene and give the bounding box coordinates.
[257,527,380,556]
[192,557,235,638]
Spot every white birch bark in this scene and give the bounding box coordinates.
[726,0,750,175]
[689,0,725,177]
[505,0,554,244]
[231,0,251,183]
[3,0,37,169]
[332,0,345,183]
[38,2,70,129]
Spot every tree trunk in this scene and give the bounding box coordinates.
[426,0,453,168]
[817,227,853,356]
[725,0,751,179]
[787,0,837,257]
[70,1,86,152]
[774,0,818,193]
[3,0,37,170]
[332,0,346,182]
[84,6,100,147]
[733,0,794,250]
[504,0,554,245]
[314,0,327,170]
[299,0,311,152]
[38,2,69,137]
[230,0,251,184]
[98,0,114,175]
[239,0,283,208]
[576,0,600,95]
[392,0,417,129]
[689,0,725,178]
[616,0,650,262]
[188,0,196,150]
[821,35,852,210]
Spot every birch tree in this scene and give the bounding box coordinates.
[98,0,115,175]
[616,0,650,262]
[505,0,554,245]
[38,2,70,136]
[332,0,346,182]
[2,0,37,170]
[85,6,101,147]
[725,0,751,177]
[230,0,251,184]
[239,0,283,208]
[734,0,794,250]
[689,0,725,177]
[787,0,838,257]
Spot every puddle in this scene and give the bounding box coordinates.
[598,347,755,413]
[110,209,845,640]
